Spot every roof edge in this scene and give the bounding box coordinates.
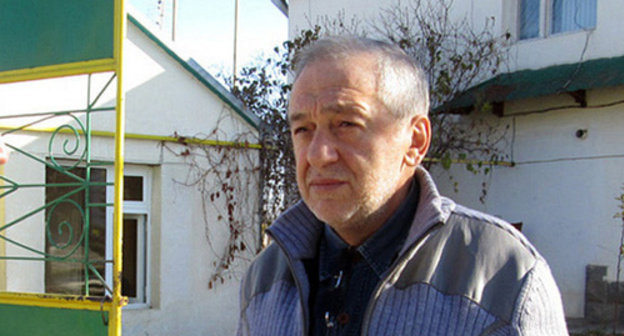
[270,0,288,17]
[438,54,624,113]
[127,14,261,131]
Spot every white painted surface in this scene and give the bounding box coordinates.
[430,86,624,318]
[288,0,624,71]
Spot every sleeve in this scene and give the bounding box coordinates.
[236,266,252,336]
[512,258,569,336]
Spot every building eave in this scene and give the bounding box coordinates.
[439,54,624,114]
[270,0,288,17]
[127,14,261,131]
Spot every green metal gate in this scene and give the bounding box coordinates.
[0,1,127,335]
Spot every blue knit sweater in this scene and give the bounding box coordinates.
[237,168,569,335]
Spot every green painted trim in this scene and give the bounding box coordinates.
[0,0,114,73]
[127,14,260,131]
[0,303,107,336]
[270,0,289,17]
[440,54,624,112]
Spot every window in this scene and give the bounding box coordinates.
[551,0,596,34]
[44,164,151,306]
[518,0,596,40]
[44,166,107,297]
[520,0,540,39]
[122,215,147,304]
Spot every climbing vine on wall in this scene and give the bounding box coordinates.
[169,0,516,288]
[227,0,512,211]
[163,112,261,289]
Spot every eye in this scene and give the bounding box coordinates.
[337,120,362,130]
[292,126,309,135]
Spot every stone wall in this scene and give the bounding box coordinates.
[585,264,624,324]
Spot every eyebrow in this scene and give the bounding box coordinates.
[289,102,364,124]
[288,111,307,124]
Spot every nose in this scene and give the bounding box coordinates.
[306,130,338,168]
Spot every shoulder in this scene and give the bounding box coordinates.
[446,202,539,262]
[240,243,292,305]
[238,244,308,335]
[395,200,546,323]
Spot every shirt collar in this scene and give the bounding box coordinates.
[318,225,350,281]
[319,179,420,279]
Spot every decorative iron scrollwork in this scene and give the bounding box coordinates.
[45,198,86,260]
[48,114,87,171]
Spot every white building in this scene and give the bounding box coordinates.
[276,0,624,325]
[0,13,260,335]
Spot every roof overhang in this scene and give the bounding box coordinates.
[439,54,624,115]
[127,14,261,130]
[270,0,288,17]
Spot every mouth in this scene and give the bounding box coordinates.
[307,178,347,192]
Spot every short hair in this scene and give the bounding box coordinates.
[292,36,430,118]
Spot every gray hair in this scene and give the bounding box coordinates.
[292,36,430,118]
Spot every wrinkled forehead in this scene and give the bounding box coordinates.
[288,86,375,123]
[289,56,380,112]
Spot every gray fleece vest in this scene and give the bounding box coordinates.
[237,168,568,336]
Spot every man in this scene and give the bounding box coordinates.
[237,37,568,335]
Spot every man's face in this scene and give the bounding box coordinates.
[288,54,424,244]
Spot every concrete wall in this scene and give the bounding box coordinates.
[0,17,259,335]
[430,85,624,318]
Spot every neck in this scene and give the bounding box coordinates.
[334,178,413,246]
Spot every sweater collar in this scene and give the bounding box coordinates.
[267,166,455,261]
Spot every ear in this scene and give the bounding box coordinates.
[404,115,431,167]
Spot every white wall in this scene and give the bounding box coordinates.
[503,0,624,71]
[288,0,624,72]
[123,23,261,332]
[0,17,259,335]
[431,85,624,318]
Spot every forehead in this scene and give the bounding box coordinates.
[289,55,379,112]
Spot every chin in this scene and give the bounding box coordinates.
[309,203,353,224]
